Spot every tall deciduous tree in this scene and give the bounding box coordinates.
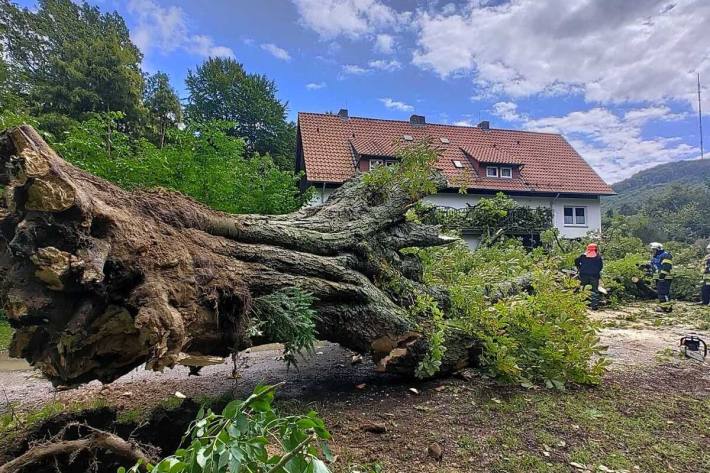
[144,72,182,148]
[185,57,295,166]
[0,0,144,128]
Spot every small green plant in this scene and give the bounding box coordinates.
[250,288,319,368]
[122,384,332,473]
[410,294,447,379]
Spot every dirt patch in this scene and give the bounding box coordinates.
[593,302,710,368]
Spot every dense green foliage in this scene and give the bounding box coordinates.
[603,159,710,243]
[185,57,296,168]
[541,218,708,304]
[0,0,302,211]
[420,192,553,238]
[0,0,145,128]
[50,113,310,214]
[415,240,608,388]
[122,385,332,473]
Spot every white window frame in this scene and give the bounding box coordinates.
[563,206,587,227]
[500,167,513,178]
[486,166,499,177]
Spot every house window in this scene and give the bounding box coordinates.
[500,167,512,178]
[369,159,395,170]
[564,206,586,226]
[486,166,498,177]
[452,160,464,168]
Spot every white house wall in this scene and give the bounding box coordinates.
[423,193,601,238]
[308,188,601,239]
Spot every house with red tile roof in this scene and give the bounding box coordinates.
[296,110,615,248]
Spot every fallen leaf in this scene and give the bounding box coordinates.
[570,462,587,470]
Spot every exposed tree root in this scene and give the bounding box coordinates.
[0,125,478,387]
[0,424,154,473]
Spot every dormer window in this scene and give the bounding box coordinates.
[486,166,513,178]
[369,159,395,170]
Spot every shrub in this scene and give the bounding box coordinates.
[122,384,332,473]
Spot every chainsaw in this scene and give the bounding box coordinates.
[680,335,707,361]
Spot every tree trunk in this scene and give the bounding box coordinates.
[0,125,477,387]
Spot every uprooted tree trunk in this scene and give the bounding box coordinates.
[0,125,478,387]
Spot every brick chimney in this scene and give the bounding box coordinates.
[410,114,426,126]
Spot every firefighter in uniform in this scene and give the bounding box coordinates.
[650,242,673,312]
[575,243,603,310]
[702,243,710,306]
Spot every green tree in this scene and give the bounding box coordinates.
[185,57,295,165]
[0,0,144,129]
[144,71,182,148]
[55,115,310,214]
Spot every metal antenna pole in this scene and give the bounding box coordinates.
[699,73,704,160]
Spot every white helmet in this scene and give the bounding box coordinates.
[650,242,663,251]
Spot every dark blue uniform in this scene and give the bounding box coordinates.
[651,250,673,311]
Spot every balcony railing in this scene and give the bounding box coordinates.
[422,205,553,234]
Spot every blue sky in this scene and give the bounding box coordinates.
[16,0,710,183]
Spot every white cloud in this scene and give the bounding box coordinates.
[490,102,698,182]
[374,33,395,54]
[292,0,402,39]
[453,119,475,127]
[341,64,370,75]
[306,82,327,90]
[412,0,710,109]
[127,0,234,58]
[379,97,414,112]
[491,101,523,122]
[261,43,292,61]
[368,59,402,71]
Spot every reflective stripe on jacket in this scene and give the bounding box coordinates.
[651,251,673,280]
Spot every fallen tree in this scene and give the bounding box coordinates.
[0,125,476,386]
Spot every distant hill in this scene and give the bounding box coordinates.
[603,159,710,213]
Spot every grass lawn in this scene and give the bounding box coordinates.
[0,319,12,351]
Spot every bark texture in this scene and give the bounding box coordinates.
[0,125,476,386]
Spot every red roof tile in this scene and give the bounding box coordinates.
[461,145,525,165]
[297,112,615,195]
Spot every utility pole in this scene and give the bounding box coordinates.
[699,73,704,160]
